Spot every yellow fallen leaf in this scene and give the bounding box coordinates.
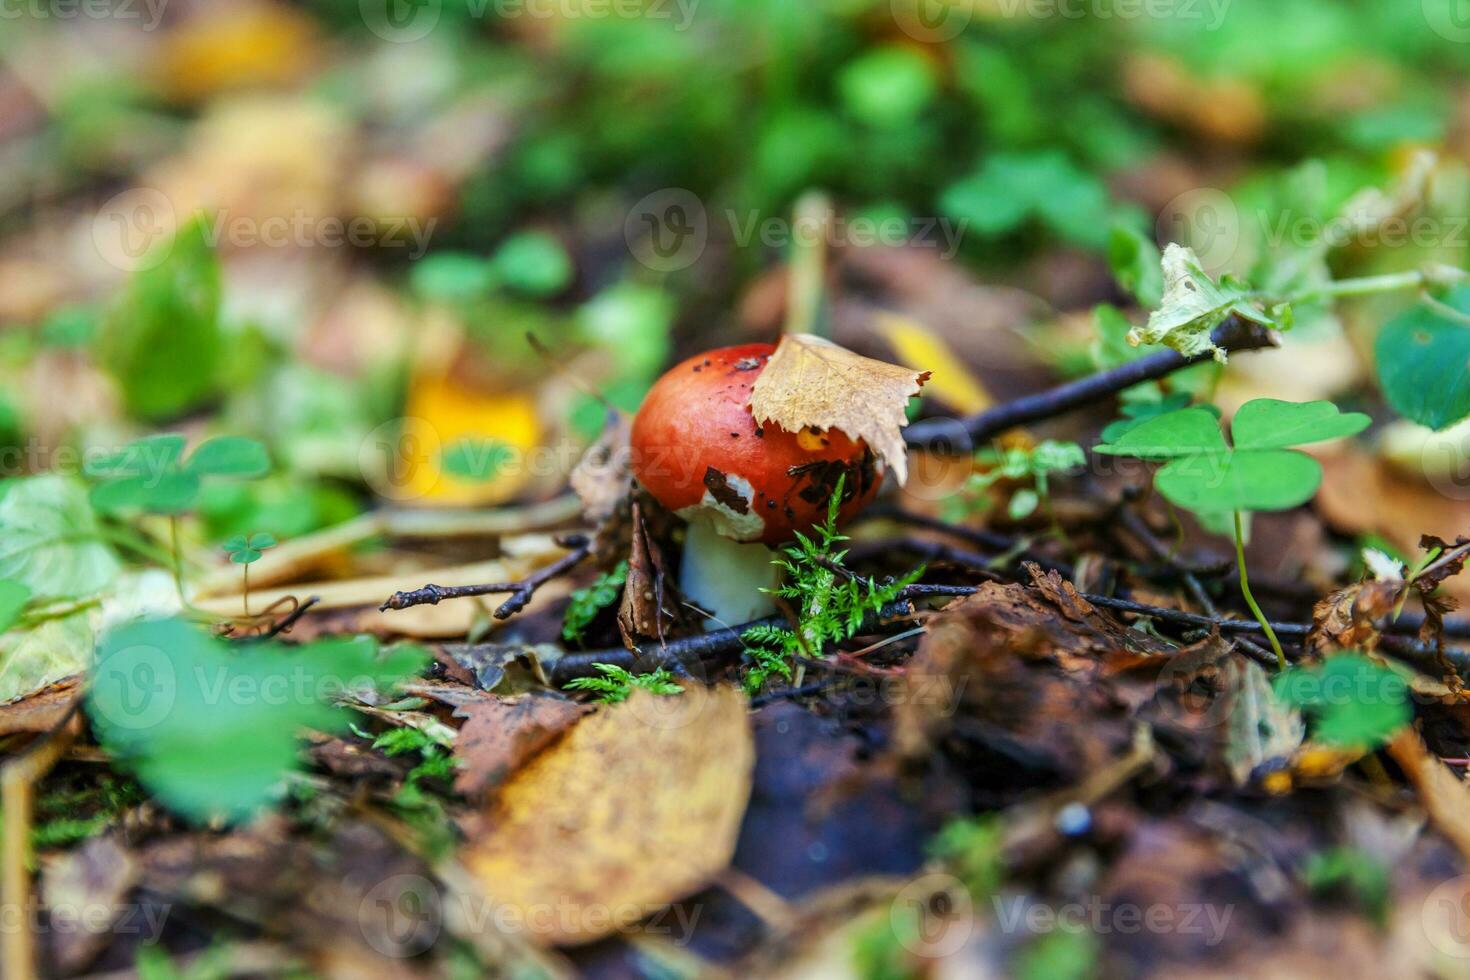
[749,333,928,484]
[464,684,753,946]
[395,371,542,506]
[873,312,992,416]
[155,3,318,102]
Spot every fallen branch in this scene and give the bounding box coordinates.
[903,317,1277,449]
[381,535,592,619]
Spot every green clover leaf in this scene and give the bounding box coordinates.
[1095,398,1369,514]
[223,531,277,565]
[86,435,269,516]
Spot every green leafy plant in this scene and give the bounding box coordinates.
[1274,653,1411,748]
[1301,845,1392,926]
[86,434,270,600]
[946,439,1085,523]
[1096,398,1370,667]
[222,532,276,617]
[561,559,629,645]
[86,617,426,824]
[1375,285,1470,431]
[741,478,921,693]
[563,662,682,703]
[440,438,515,483]
[97,218,224,421]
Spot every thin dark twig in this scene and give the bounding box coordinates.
[234,596,321,643]
[380,535,591,619]
[903,318,1277,448]
[1116,509,1218,617]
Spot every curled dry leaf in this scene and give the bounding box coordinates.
[1307,580,1403,656]
[452,692,588,797]
[749,333,928,485]
[463,684,753,945]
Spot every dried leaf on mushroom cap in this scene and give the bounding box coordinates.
[749,333,928,484]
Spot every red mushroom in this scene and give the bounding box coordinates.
[630,343,884,626]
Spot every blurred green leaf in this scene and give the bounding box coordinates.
[411,252,496,302]
[1376,288,1470,431]
[0,611,93,704]
[490,231,573,297]
[942,151,1116,249]
[837,46,938,128]
[0,580,30,634]
[0,475,119,601]
[88,618,427,824]
[1275,654,1411,748]
[441,438,514,482]
[97,218,223,421]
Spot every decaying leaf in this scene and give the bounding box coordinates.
[1388,728,1470,865]
[749,333,928,484]
[464,685,753,945]
[617,500,675,647]
[0,677,80,736]
[569,411,633,531]
[1128,244,1274,363]
[452,692,588,796]
[40,836,140,975]
[1307,580,1403,655]
[441,641,565,694]
[1222,657,1304,788]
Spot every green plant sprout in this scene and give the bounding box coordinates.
[946,439,1085,524]
[560,559,629,645]
[222,532,276,617]
[741,477,921,693]
[1095,398,1370,668]
[85,434,270,602]
[563,662,682,703]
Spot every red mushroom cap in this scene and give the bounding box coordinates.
[630,343,883,545]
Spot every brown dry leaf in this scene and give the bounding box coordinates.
[464,685,753,945]
[1307,580,1403,655]
[40,836,139,974]
[617,500,673,647]
[1388,728,1470,864]
[452,693,588,797]
[1319,448,1470,604]
[749,333,928,484]
[0,678,80,736]
[569,413,634,563]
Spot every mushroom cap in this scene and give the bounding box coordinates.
[630,343,884,545]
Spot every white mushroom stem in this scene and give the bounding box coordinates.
[680,520,781,631]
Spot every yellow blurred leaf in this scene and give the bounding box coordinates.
[156,4,318,102]
[464,684,754,945]
[397,371,542,506]
[874,312,992,415]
